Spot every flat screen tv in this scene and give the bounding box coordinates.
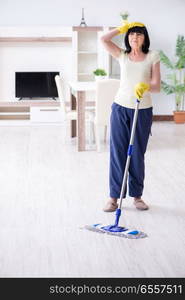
[15,71,59,99]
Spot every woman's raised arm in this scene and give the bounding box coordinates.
[101,28,122,59]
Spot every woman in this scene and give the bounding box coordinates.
[101,22,161,212]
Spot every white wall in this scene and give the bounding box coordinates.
[0,0,184,28]
[0,27,72,102]
[0,0,184,114]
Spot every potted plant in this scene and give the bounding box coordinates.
[159,35,185,123]
[93,68,107,81]
[120,11,129,21]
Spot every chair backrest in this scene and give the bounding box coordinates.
[55,75,66,113]
[95,78,120,126]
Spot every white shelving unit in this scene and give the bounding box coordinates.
[0,27,122,123]
[108,27,124,79]
[72,26,104,82]
[72,26,123,80]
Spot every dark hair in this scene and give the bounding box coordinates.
[124,26,150,54]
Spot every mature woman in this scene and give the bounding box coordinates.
[101,22,161,212]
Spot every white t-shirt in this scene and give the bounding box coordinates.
[114,49,160,109]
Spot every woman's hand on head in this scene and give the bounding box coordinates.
[117,22,145,35]
[117,21,129,35]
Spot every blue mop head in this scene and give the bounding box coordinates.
[85,223,147,239]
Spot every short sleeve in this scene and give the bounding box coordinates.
[151,50,160,65]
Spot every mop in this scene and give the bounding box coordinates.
[85,98,147,239]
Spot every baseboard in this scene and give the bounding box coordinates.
[153,115,173,121]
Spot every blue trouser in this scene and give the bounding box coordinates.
[109,102,153,199]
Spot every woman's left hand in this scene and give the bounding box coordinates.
[134,82,150,99]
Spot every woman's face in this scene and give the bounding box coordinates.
[128,32,145,50]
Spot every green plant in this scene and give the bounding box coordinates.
[160,35,185,111]
[93,68,107,76]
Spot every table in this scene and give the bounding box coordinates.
[69,81,96,151]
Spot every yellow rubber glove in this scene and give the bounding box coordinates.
[116,20,129,34]
[134,82,150,100]
[117,22,145,35]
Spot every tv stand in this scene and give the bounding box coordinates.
[18,97,32,101]
[0,101,60,121]
[18,97,57,101]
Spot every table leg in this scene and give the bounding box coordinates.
[77,91,85,151]
[70,92,76,137]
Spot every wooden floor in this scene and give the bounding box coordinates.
[0,121,184,278]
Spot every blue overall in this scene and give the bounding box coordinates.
[109,102,153,199]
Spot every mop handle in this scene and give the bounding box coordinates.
[118,99,140,209]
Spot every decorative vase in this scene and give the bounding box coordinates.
[120,11,129,22]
